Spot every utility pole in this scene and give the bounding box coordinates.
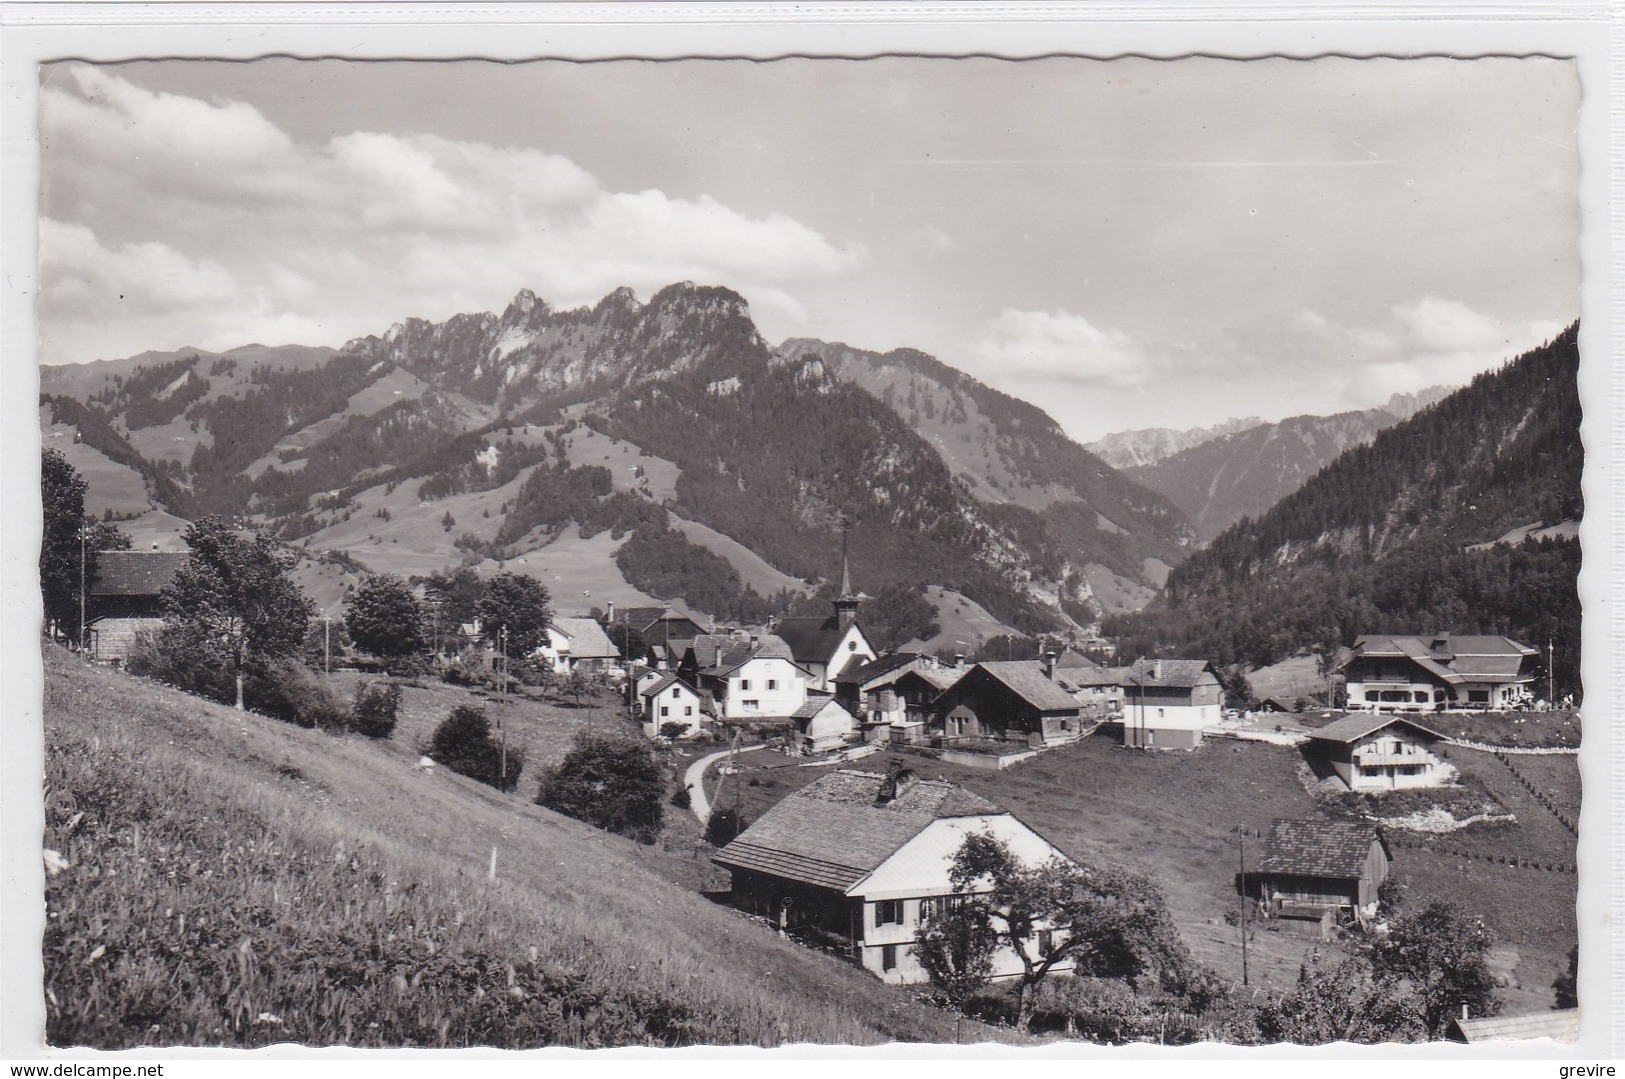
[498,626,508,785]
[78,521,87,651]
[1237,826,1250,986]
[1548,638,1556,703]
[323,614,332,676]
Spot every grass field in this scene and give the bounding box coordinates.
[715,730,1579,1014]
[40,645,1024,1048]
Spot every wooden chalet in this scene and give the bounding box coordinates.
[1343,633,1539,712]
[714,767,1077,984]
[1306,713,1452,791]
[930,660,1086,747]
[86,549,189,663]
[1253,818,1390,924]
[608,604,709,646]
[831,652,941,744]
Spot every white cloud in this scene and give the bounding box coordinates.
[974,308,1149,388]
[37,66,868,363]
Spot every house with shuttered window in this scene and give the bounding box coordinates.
[713,767,1077,984]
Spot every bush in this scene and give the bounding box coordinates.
[704,808,748,846]
[245,661,347,730]
[428,705,521,792]
[351,681,402,739]
[669,787,692,810]
[126,624,235,703]
[659,721,689,740]
[536,733,665,843]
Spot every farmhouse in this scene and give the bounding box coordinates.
[537,617,619,673]
[1060,665,1131,715]
[608,604,709,646]
[1307,713,1452,791]
[85,549,189,663]
[931,659,1086,747]
[1119,658,1222,749]
[640,674,708,738]
[1253,818,1390,924]
[1342,633,1539,712]
[688,634,811,721]
[831,652,941,744]
[713,767,1077,984]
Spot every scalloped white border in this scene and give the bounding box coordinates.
[1,2,1613,1069]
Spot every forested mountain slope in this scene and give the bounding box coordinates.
[1111,325,1582,696]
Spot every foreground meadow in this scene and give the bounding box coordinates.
[39,645,1019,1049]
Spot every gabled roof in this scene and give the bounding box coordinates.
[714,769,1003,893]
[1449,1009,1579,1043]
[1257,819,1387,879]
[615,606,710,633]
[773,614,864,664]
[550,617,618,659]
[640,673,700,700]
[969,661,1084,712]
[902,667,964,693]
[1125,658,1215,689]
[685,634,736,669]
[1349,634,1537,685]
[790,698,851,720]
[833,652,924,688]
[1308,713,1448,745]
[1054,649,1100,670]
[700,635,802,677]
[1063,666,1133,688]
[90,550,189,597]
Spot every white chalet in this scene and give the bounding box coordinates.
[688,634,810,720]
[715,768,1077,985]
[640,674,708,738]
[1307,714,1453,791]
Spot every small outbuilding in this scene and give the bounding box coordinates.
[790,698,858,754]
[86,550,190,663]
[1253,818,1391,924]
[1446,1008,1579,1043]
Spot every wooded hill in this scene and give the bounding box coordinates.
[1110,324,1582,696]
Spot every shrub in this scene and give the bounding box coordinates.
[536,733,665,843]
[704,808,748,846]
[245,661,347,730]
[428,705,521,792]
[659,721,689,740]
[669,787,692,810]
[351,681,402,739]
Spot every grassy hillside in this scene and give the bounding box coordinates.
[40,645,1020,1048]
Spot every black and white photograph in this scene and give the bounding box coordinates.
[5,3,1613,1064]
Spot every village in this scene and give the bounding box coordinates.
[68,535,1582,1044]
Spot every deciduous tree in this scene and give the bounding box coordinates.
[537,733,664,843]
[1370,899,1500,1036]
[476,571,553,656]
[161,516,313,709]
[345,573,427,665]
[428,704,519,791]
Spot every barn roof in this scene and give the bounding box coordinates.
[714,769,1002,893]
[1308,713,1448,745]
[1448,1009,1579,1043]
[90,550,189,597]
[550,617,617,659]
[832,652,923,687]
[1257,818,1387,879]
[973,661,1084,712]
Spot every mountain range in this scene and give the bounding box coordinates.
[40,283,1198,645]
[1112,324,1581,696]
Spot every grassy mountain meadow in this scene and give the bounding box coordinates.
[41,643,1021,1048]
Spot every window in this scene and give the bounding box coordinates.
[875,900,903,926]
[660,706,669,717]
[1413,692,1428,703]
[1038,929,1054,954]
[881,944,897,971]
[684,706,693,716]
[921,894,968,924]
[1365,691,1380,702]
[672,687,681,698]
[1468,690,1490,704]
[849,641,858,651]
[739,679,751,691]
[767,679,777,690]
[742,699,759,710]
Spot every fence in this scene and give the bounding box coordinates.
[1444,738,1578,756]
[1491,751,1580,836]
[1383,832,1576,875]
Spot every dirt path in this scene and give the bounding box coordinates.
[683,744,764,823]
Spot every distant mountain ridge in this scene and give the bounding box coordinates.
[1087,417,1265,470]
[39,283,1197,637]
[1113,326,1580,695]
[1123,388,1455,542]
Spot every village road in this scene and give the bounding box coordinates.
[683,744,764,823]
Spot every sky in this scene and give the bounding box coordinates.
[36,56,1579,443]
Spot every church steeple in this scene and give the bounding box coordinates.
[834,523,861,631]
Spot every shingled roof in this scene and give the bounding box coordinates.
[701,634,798,676]
[1449,1008,1579,1043]
[1349,634,1537,685]
[550,617,618,659]
[1125,658,1215,689]
[714,769,1002,893]
[832,652,924,687]
[773,615,857,664]
[973,661,1083,712]
[90,550,189,597]
[1257,819,1387,879]
[1308,713,1448,745]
